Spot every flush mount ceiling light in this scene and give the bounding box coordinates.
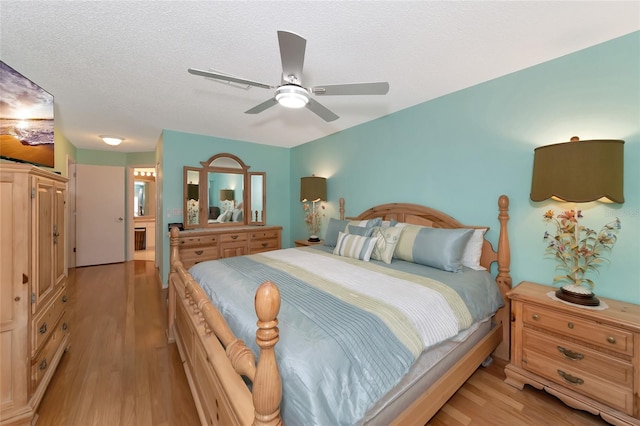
[275,85,309,109]
[100,135,124,146]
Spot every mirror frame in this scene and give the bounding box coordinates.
[183,153,267,229]
[248,172,266,225]
[183,166,203,228]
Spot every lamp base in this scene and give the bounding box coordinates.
[307,235,320,243]
[555,286,600,307]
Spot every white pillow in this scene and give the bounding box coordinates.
[370,226,403,264]
[461,228,487,271]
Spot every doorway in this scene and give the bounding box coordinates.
[129,166,157,263]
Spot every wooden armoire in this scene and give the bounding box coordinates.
[0,164,70,425]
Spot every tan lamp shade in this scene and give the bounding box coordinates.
[219,189,235,201]
[300,176,327,202]
[530,139,624,203]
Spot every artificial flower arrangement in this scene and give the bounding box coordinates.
[303,201,325,240]
[543,209,621,293]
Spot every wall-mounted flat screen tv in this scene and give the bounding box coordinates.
[0,61,54,168]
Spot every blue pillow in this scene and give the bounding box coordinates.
[347,225,374,237]
[395,226,474,272]
[324,218,350,247]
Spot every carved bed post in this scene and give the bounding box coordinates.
[253,281,283,426]
[494,195,512,360]
[339,197,345,220]
[167,226,181,342]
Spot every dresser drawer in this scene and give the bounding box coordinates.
[523,349,634,415]
[522,328,633,387]
[250,229,279,240]
[181,246,219,265]
[219,233,247,244]
[249,238,279,253]
[522,304,634,356]
[32,287,67,355]
[31,313,69,391]
[180,235,218,247]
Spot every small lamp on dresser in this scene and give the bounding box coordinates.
[530,137,624,306]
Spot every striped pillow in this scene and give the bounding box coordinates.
[394,225,474,272]
[333,232,377,261]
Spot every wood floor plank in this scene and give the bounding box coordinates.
[35,261,611,425]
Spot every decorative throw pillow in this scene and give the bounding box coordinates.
[370,226,404,264]
[324,218,350,247]
[347,218,382,229]
[347,225,374,237]
[333,232,377,261]
[395,226,474,272]
[462,228,488,271]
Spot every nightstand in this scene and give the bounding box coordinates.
[504,281,640,425]
[294,239,324,247]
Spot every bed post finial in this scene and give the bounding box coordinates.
[494,194,512,361]
[253,281,283,426]
[339,197,345,220]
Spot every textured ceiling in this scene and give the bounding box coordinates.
[1,1,638,152]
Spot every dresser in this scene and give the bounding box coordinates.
[176,226,282,269]
[505,281,640,425]
[0,164,70,426]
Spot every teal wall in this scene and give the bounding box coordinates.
[158,130,291,284]
[291,32,640,304]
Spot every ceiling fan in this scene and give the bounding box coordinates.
[188,30,389,122]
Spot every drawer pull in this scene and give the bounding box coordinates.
[557,346,583,361]
[557,369,584,386]
[62,322,68,331]
[195,250,204,255]
[261,242,268,247]
[567,322,574,329]
[231,235,238,240]
[531,314,539,321]
[62,295,68,303]
[39,323,47,334]
[39,359,48,371]
[607,336,616,344]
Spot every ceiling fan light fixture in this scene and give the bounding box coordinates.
[275,85,309,109]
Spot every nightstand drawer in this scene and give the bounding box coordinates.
[523,349,634,415]
[523,304,634,356]
[522,328,633,387]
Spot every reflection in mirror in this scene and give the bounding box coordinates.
[206,171,245,224]
[184,167,201,228]
[133,171,156,217]
[249,172,265,224]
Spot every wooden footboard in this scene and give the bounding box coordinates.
[166,195,511,426]
[167,227,282,426]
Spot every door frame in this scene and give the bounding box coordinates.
[66,155,76,269]
[127,164,157,262]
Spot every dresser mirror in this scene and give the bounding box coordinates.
[183,153,266,229]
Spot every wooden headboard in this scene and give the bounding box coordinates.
[339,197,510,272]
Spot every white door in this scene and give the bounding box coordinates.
[76,164,125,266]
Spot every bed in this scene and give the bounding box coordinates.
[167,195,512,425]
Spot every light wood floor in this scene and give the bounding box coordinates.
[36,261,609,425]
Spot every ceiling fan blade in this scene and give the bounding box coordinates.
[277,31,306,84]
[188,68,273,90]
[306,98,339,122]
[311,82,390,96]
[245,98,278,114]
